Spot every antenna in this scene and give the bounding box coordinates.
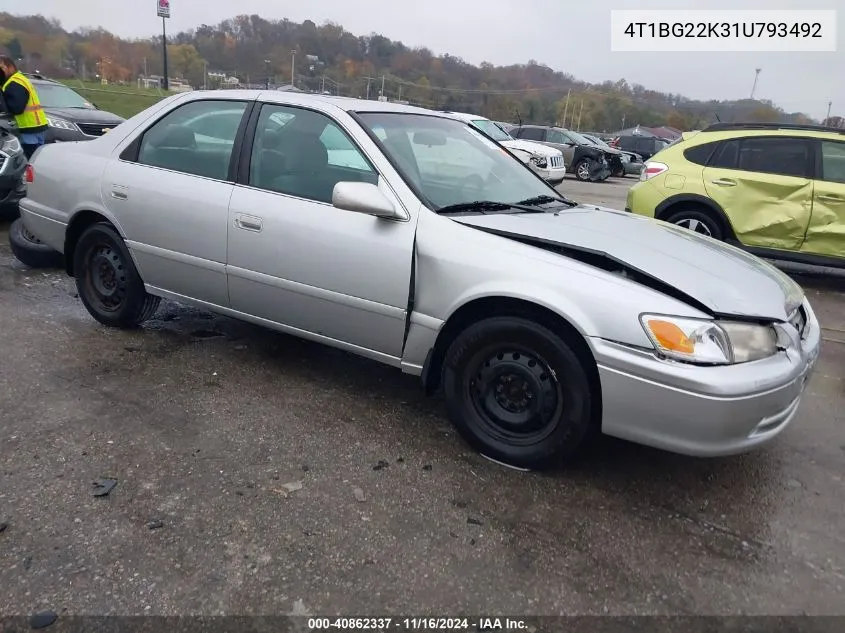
[516,109,523,127]
[715,112,721,122]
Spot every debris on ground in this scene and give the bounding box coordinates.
[290,598,311,616]
[467,517,483,526]
[91,478,117,497]
[353,487,366,502]
[146,519,164,530]
[422,464,433,471]
[272,481,303,496]
[30,610,58,629]
[0,522,8,533]
[373,460,389,471]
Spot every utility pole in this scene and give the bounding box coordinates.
[398,84,402,102]
[561,88,571,128]
[366,76,371,100]
[321,74,326,93]
[750,67,761,100]
[621,114,626,130]
[264,59,271,90]
[380,74,385,98]
[161,17,169,90]
[825,101,832,124]
[143,57,147,78]
[576,100,584,131]
[203,61,207,90]
[290,50,296,87]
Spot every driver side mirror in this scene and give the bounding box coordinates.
[332,182,405,219]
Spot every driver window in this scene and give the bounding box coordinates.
[547,130,568,144]
[248,104,377,204]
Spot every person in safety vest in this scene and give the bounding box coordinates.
[0,55,47,159]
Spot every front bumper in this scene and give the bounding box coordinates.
[533,166,567,185]
[591,300,821,457]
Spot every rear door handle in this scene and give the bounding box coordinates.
[817,194,844,203]
[711,178,737,187]
[111,185,128,200]
[234,214,263,232]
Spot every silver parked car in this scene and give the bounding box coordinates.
[18,91,820,469]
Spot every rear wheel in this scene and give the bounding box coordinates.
[73,223,160,328]
[8,218,64,269]
[442,316,595,470]
[664,207,724,240]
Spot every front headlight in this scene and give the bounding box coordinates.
[46,116,81,132]
[640,314,779,365]
[530,155,548,169]
[0,134,21,154]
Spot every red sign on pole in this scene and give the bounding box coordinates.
[157,0,170,18]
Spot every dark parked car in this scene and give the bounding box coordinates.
[510,125,613,181]
[581,132,643,177]
[610,134,670,161]
[24,74,125,143]
[0,117,27,219]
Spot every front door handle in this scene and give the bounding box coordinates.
[234,214,263,232]
[817,194,844,204]
[711,178,737,187]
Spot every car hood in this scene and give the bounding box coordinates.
[501,139,562,158]
[453,206,804,321]
[44,107,125,124]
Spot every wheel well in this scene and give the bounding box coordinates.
[656,199,735,240]
[63,211,114,276]
[422,297,602,426]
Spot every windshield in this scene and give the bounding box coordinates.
[357,112,558,210]
[34,83,93,109]
[562,129,594,146]
[471,118,512,142]
[584,134,610,149]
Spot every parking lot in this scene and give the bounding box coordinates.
[1,176,844,616]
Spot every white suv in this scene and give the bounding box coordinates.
[444,112,567,185]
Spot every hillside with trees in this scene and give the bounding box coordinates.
[1,12,840,132]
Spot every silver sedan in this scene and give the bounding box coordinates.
[17,90,820,469]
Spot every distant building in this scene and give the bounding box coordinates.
[137,74,193,92]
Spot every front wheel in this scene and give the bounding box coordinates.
[574,158,594,182]
[73,222,160,328]
[664,207,724,241]
[442,317,595,470]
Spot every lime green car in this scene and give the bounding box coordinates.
[627,123,845,265]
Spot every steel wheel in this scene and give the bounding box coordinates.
[466,347,564,446]
[83,242,128,313]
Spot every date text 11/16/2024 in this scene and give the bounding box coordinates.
[307,617,529,631]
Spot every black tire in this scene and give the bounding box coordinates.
[8,218,64,269]
[73,222,160,328]
[442,316,595,470]
[664,207,724,241]
[573,158,594,182]
[0,201,20,221]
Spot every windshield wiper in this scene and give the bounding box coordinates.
[436,200,548,215]
[515,194,577,208]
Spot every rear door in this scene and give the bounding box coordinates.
[102,98,251,307]
[702,136,814,251]
[802,139,845,259]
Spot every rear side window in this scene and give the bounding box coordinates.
[709,137,811,178]
[820,141,845,184]
[683,141,719,166]
[517,127,545,141]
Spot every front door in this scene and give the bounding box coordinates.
[102,98,250,307]
[803,139,845,259]
[226,103,416,360]
[702,135,814,251]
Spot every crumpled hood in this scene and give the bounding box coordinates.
[453,206,804,321]
[501,139,562,159]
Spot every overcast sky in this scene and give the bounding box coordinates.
[17,0,845,119]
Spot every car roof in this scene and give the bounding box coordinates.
[440,111,489,123]
[178,89,450,119]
